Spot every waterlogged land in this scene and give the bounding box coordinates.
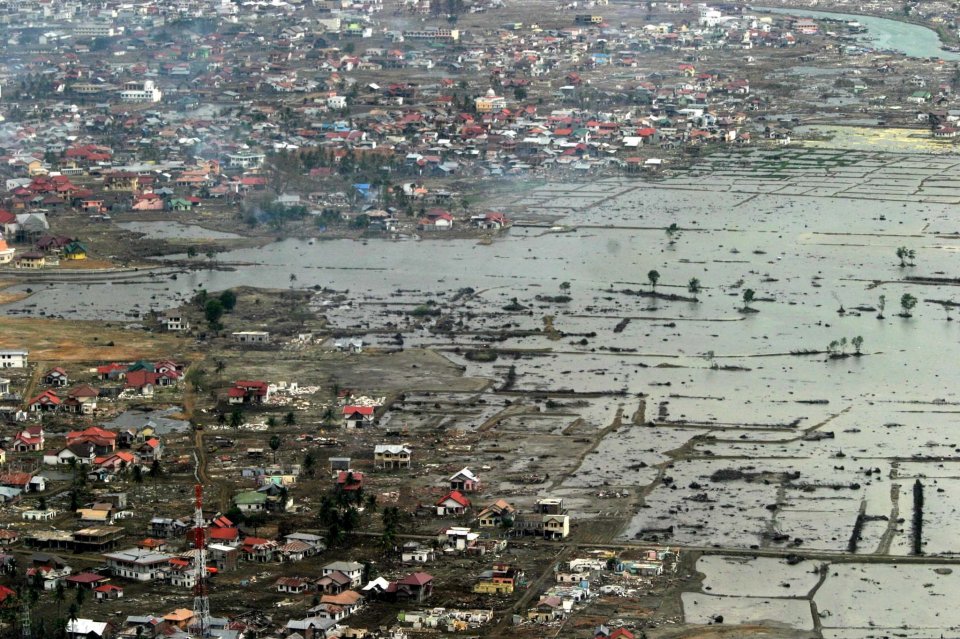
[8,147,960,634]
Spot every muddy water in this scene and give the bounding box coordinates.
[760,6,960,60]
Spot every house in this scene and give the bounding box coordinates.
[477,499,516,528]
[44,367,69,387]
[65,385,99,414]
[26,553,72,589]
[316,570,353,595]
[396,572,434,602]
[450,467,480,492]
[228,380,271,405]
[240,537,278,562]
[137,438,163,462]
[279,539,315,562]
[124,370,158,396]
[401,542,436,564]
[374,444,411,469]
[471,212,509,229]
[285,617,337,638]
[233,490,268,512]
[321,561,363,587]
[103,548,172,581]
[62,241,88,260]
[93,584,124,601]
[45,443,97,466]
[0,350,28,368]
[161,315,190,332]
[13,426,44,451]
[15,252,46,269]
[436,490,470,516]
[232,331,271,344]
[438,527,479,551]
[319,589,364,614]
[66,572,110,590]
[335,471,364,493]
[343,405,375,428]
[208,544,239,572]
[67,427,117,454]
[276,577,310,594]
[65,618,109,639]
[0,473,45,493]
[529,595,565,623]
[28,389,62,412]
[474,563,523,595]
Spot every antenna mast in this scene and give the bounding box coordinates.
[191,483,211,637]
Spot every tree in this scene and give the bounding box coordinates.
[205,299,224,328]
[214,359,226,380]
[229,409,243,430]
[266,416,278,428]
[284,411,296,426]
[901,293,918,317]
[513,86,528,101]
[185,367,206,392]
[559,281,571,292]
[149,459,162,478]
[896,246,916,267]
[852,335,864,355]
[647,269,660,291]
[187,246,198,258]
[688,277,701,299]
[132,464,143,489]
[742,288,756,310]
[219,290,237,311]
[67,603,79,626]
[303,451,316,478]
[269,434,281,462]
[74,584,85,607]
[877,294,886,319]
[38,496,47,511]
[54,581,65,617]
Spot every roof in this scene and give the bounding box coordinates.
[343,405,374,416]
[438,490,470,508]
[66,619,108,636]
[324,560,363,573]
[320,590,363,606]
[398,572,433,586]
[451,467,478,482]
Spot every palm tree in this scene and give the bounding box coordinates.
[229,409,243,430]
[214,359,225,380]
[266,416,278,428]
[877,294,886,319]
[647,269,660,291]
[742,288,756,310]
[54,580,65,618]
[269,435,281,463]
[284,411,296,426]
[688,277,701,299]
[852,335,864,355]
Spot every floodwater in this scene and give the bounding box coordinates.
[759,6,960,60]
[116,221,243,240]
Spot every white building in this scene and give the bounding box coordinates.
[232,331,270,344]
[119,80,162,103]
[103,548,172,581]
[0,350,28,368]
[224,152,266,169]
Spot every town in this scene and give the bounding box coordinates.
[3,0,960,638]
